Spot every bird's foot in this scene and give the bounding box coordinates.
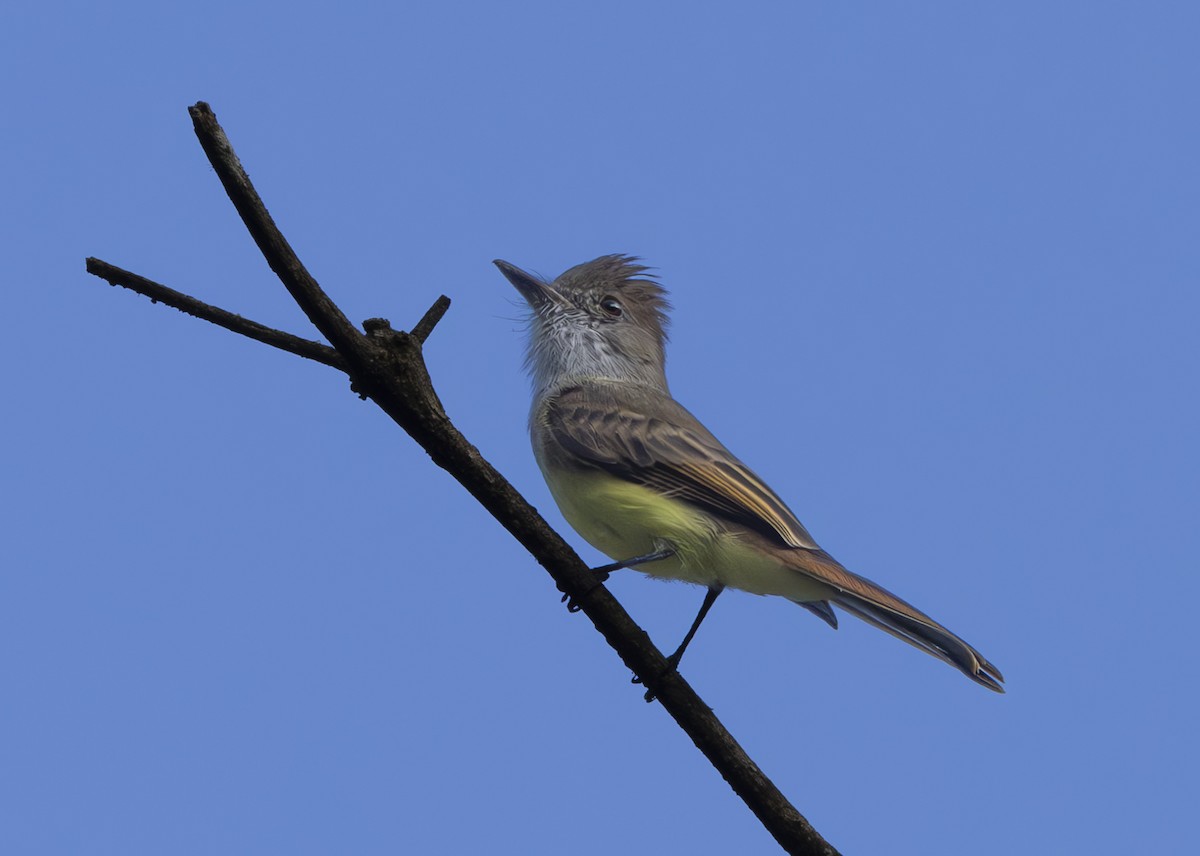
[560,549,675,612]
[632,651,683,703]
[560,567,613,612]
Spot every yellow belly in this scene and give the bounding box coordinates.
[538,465,832,603]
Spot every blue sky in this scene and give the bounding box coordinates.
[4,3,1197,853]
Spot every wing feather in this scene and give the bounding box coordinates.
[545,385,819,549]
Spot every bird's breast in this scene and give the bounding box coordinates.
[530,429,833,602]
[535,460,723,586]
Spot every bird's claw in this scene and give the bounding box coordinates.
[631,663,678,703]
[630,673,656,703]
[560,566,614,612]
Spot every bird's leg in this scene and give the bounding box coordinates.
[664,584,724,670]
[638,584,724,702]
[591,548,676,581]
[561,548,676,612]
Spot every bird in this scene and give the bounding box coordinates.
[495,254,1003,693]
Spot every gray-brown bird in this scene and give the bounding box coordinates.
[496,254,1003,692]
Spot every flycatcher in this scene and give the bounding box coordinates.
[496,254,1003,692]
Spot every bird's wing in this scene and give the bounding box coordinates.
[544,384,820,550]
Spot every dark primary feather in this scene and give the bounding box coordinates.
[780,547,1005,692]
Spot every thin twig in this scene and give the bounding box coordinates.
[187,102,367,360]
[411,295,452,344]
[84,258,347,371]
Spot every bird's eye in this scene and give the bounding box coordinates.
[600,297,623,317]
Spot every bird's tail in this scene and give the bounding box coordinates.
[789,549,1005,693]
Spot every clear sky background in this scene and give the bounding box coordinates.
[3,3,1197,854]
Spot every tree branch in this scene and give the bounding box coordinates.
[84,258,347,371]
[187,102,368,361]
[83,101,841,856]
[410,295,452,345]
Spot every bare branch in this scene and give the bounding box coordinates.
[84,257,347,371]
[82,102,842,856]
[411,295,452,344]
[187,101,367,361]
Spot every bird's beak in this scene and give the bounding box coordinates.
[493,259,567,310]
